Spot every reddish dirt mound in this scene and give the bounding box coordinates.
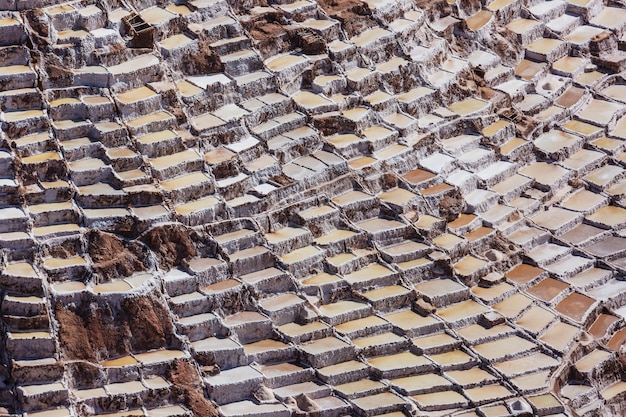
[439,190,465,222]
[88,230,148,281]
[413,0,452,16]
[183,40,223,75]
[123,295,175,351]
[316,0,378,38]
[55,294,177,362]
[167,360,219,417]
[249,21,290,57]
[140,224,199,270]
[243,10,297,59]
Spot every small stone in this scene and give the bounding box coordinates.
[507,398,533,416]
[295,393,319,412]
[429,250,449,261]
[479,272,504,287]
[253,384,275,403]
[415,298,436,315]
[485,249,504,262]
[202,365,220,376]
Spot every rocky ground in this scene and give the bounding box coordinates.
[1,0,626,416]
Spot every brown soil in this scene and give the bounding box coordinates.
[316,0,371,18]
[24,8,49,39]
[313,114,356,136]
[439,190,464,222]
[249,20,326,58]
[270,174,295,186]
[182,41,223,75]
[246,11,294,59]
[55,293,177,362]
[140,224,199,270]
[212,160,239,180]
[166,359,219,417]
[413,0,452,17]
[489,28,523,66]
[42,237,81,259]
[569,178,585,188]
[497,107,537,138]
[467,69,496,100]
[515,114,538,138]
[124,295,175,350]
[298,31,327,55]
[55,302,110,362]
[65,361,106,390]
[250,21,287,40]
[88,230,148,281]
[316,0,378,38]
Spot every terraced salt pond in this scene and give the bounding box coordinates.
[2,0,626,416]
